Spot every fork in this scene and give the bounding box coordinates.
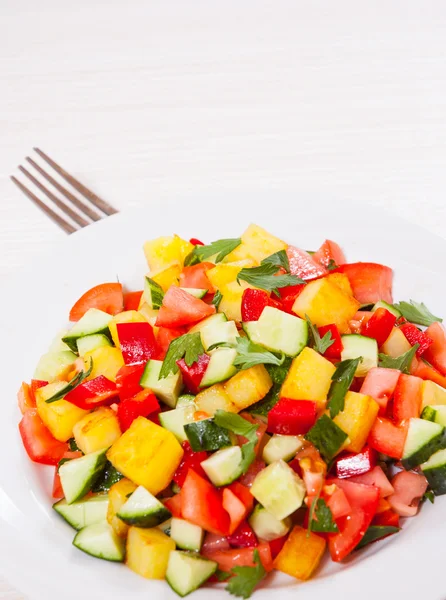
[11,148,118,234]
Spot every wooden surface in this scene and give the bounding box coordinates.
[1,0,446,597]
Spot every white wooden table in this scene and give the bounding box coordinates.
[1,0,446,597]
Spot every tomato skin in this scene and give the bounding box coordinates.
[413,360,446,388]
[360,367,400,414]
[226,482,254,513]
[324,486,352,519]
[156,287,216,328]
[173,441,208,487]
[181,470,230,536]
[203,543,273,572]
[287,246,327,280]
[117,389,160,432]
[337,263,393,304]
[399,323,433,356]
[361,308,397,346]
[177,354,210,394]
[241,289,269,322]
[367,417,408,460]
[423,322,446,375]
[373,509,400,528]
[123,291,143,311]
[318,324,343,358]
[267,398,317,435]
[19,410,67,465]
[179,262,214,291]
[393,374,422,421]
[69,283,124,321]
[222,488,249,534]
[346,466,394,498]
[116,321,158,365]
[313,239,346,269]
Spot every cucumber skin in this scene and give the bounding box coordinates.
[118,506,172,528]
[72,523,125,562]
[402,431,446,470]
[60,451,108,504]
[184,420,233,452]
[92,461,124,493]
[423,464,446,496]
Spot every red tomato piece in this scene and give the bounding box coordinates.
[115,364,145,401]
[267,398,317,435]
[387,470,428,517]
[123,290,143,311]
[156,287,216,328]
[203,543,273,572]
[373,509,400,528]
[173,441,209,488]
[117,321,158,365]
[313,239,346,269]
[155,326,185,360]
[337,263,393,304]
[367,417,409,460]
[17,382,36,414]
[317,324,343,359]
[177,354,210,394]
[413,360,446,388]
[347,466,394,498]
[238,412,267,456]
[361,308,397,346]
[190,238,204,246]
[286,246,327,280]
[324,485,352,519]
[399,323,434,357]
[164,492,183,518]
[64,375,119,409]
[360,367,400,414]
[69,283,124,321]
[241,289,269,322]
[423,322,446,375]
[19,410,67,465]
[393,374,423,421]
[117,389,159,431]
[326,479,380,561]
[227,521,258,548]
[181,470,230,535]
[226,482,254,513]
[179,262,214,292]
[222,488,250,534]
[335,446,377,479]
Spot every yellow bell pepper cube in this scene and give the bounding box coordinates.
[143,235,193,272]
[126,527,175,579]
[281,347,335,411]
[381,327,411,358]
[273,525,326,581]
[195,384,238,415]
[333,391,379,453]
[107,417,183,494]
[107,478,137,537]
[84,346,124,382]
[150,264,182,292]
[73,407,121,454]
[421,380,446,409]
[224,365,273,411]
[225,224,287,264]
[292,277,360,332]
[35,382,88,442]
[108,310,148,347]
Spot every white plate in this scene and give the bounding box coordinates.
[0,195,445,600]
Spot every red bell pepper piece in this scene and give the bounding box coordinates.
[267,398,317,435]
[367,417,408,460]
[278,283,306,314]
[177,354,210,394]
[164,492,183,518]
[115,364,145,400]
[117,389,159,431]
[373,509,400,528]
[227,521,258,548]
[399,323,434,356]
[241,289,269,321]
[19,409,67,465]
[226,482,254,513]
[190,238,204,246]
[335,446,377,479]
[181,470,230,535]
[123,290,143,311]
[361,308,397,346]
[393,373,423,421]
[318,324,343,358]
[64,375,120,409]
[116,321,158,365]
[268,535,288,559]
[173,441,208,487]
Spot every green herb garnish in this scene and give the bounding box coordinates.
[378,344,419,374]
[236,263,304,297]
[45,358,93,403]
[184,238,242,266]
[159,333,205,378]
[214,410,259,474]
[261,250,290,273]
[305,314,335,355]
[225,549,266,599]
[393,300,442,327]
[327,357,362,418]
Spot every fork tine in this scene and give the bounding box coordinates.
[18,166,89,228]
[25,157,102,222]
[33,148,118,216]
[10,176,77,234]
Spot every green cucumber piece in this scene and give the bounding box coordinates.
[305,414,348,461]
[53,495,109,530]
[200,320,239,351]
[188,313,227,334]
[341,334,378,376]
[262,434,303,464]
[159,405,196,443]
[166,551,217,597]
[200,348,237,387]
[184,419,233,451]
[421,405,446,427]
[63,308,113,352]
[402,418,445,469]
[92,461,123,493]
[59,449,107,504]
[33,351,77,381]
[176,394,196,408]
[251,460,306,520]
[248,504,291,541]
[157,518,172,536]
[243,307,308,357]
[421,448,446,495]
[372,301,401,318]
[144,276,165,309]
[140,359,183,408]
[200,446,243,486]
[117,485,171,527]
[355,525,399,550]
[170,518,204,551]
[180,288,208,299]
[77,334,112,356]
[73,521,125,562]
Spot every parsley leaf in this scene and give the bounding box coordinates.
[378,344,419,374]
[423,490,435,504]
[327,357,362,418]
[212,289,223,309]
[159,333,205,379]
[237,263,304,297]
[214,410,259,474]
[393,300,442,327]
[225,549,266,599]
[45,358,93,403]
[233,337,286,370]
[261,250,290,272]
[305,314,335,355]
[326,259,338,271]
[309,498,339,533]
[184,238,242,266]
[215,569,231,582]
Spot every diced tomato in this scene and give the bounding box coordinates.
[64,375,120,409]
[286,246,327,280]
[318,324,343,359]
[222,489,250,534]
[123,290,143,311]
[69,282,124,321]
[156,287,216,328]
[227,521,258,548]
[360,367,400,414]
[326,479,380,561]
[347,466,394,498]
[182,470,230,535]
[164,492,183,518]
[421,322,446,374]
[361,308,397,346]
[202,533,230,554]
[387,470,428,517]
[19,410,67,465]
[155,326,185,360]
[17,382,36,414]
[324,485,352,520]
[117,389,160,432]
[373,509,400,528]
[267,398,316,435]
[413,360,446,389]
[203,543,273,573]
[31,379,48,396]
[179,262,214,292]
[238,459,266,488]
[367,417,408,460]
[313,239,346,269]
[241,289,269,322]
[189,238,204,246]
[115,364,145,401]
[226,482,254,513]
[268,535,288,559]
[393,374,422,421]
[177,354,210,394]
[173,441,208,487]
[336,263,393,304]
[335,447,377,479]
[399,323,433,357]
[278,283,306,313]
[117,321,158,365]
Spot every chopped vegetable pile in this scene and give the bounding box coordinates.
[18,224,446,597]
